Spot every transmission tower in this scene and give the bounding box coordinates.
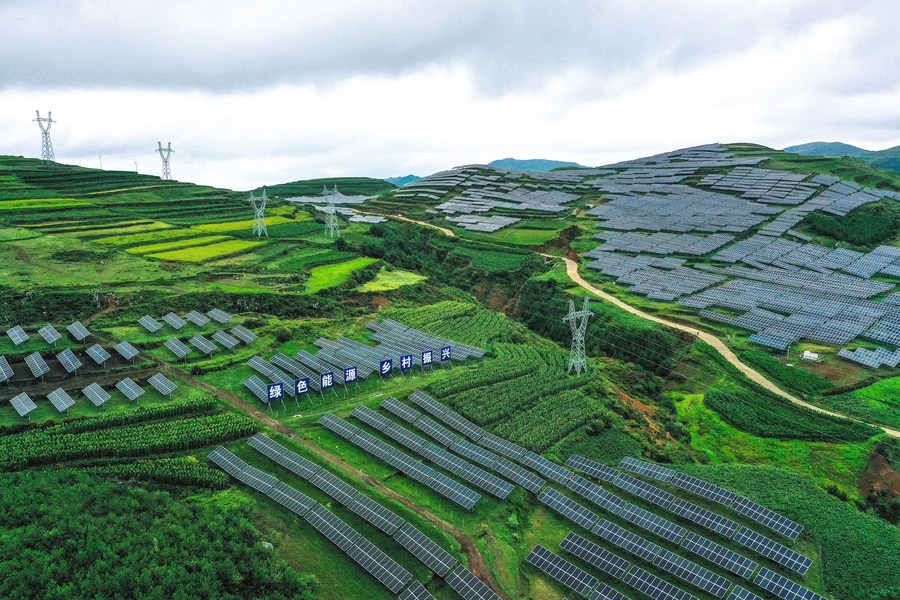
[563,298,593,375]
[325,185,340,238]
[156,142,174,180]
[33,111,56,163]
[249,189,268,237]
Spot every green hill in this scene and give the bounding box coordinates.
[784,141,900,173]
[488,157,586,171]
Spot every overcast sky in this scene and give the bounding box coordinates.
[1,1,898,190]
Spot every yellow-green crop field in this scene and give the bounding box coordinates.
[148,239,265,262]
[85,221,175,239]
[92,227,195,246]
[125,235,230,254]
[195,215,295,232]
[0,198,93,211]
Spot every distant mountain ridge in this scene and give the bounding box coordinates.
[784,142,900,173]
[385,174,420,187]
[488,157,586,172]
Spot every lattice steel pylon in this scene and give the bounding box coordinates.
[563,297,593,375]
[156,142,174,180]
[325,185,340,238]
[249,189,268,237]
[33,111,56,163]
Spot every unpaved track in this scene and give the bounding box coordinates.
[153,359,508,598]
[551,255,900,439]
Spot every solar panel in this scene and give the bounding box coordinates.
[670,498,738,537]
[189,335,217,355]
[0,356,13,383]
[520,451,572,484]
[730,496,803,540]
[113,341,139,361]
[81,382,111,407]
[247,433,322,479]
[162,312,186,330]
[592,519,662,562]
[538,488,600,530]
[728,586,762,600]
[590,584,632,600]
[753,568,825,600]
[680,532,758,580]
[6,325,29,346]
[560,532,631,579]
[67,321,91,341]
[494,456,546,493]
[352,405,393,431]
[185,310,210,326]
[381,397,421,423]
[320,413,362,440]
[426,471,481,509]
[55,348,82,374]
[620,457,677,482]
[208,446,279,492]
[244,376,270,403]
[266,481,316,517]
[347,536,412,594]
[84,344,110,366]
[348,493,406,535]
[207,308,232,323]
[478,432,526,461]
[732,528,811,574]
[408,390,450,417]
[138,315,163,333]
[445,564,501,600]
[211,330,240,350]
[46,387,76,412]
[147,373,178,396]
[116,377,145,402]
[613,473,675,508]
[230,325,257,344]
[526,544,598,598]
[669,473,737,506]
[24,352,50,378]
[310,469,360,505]
[10,392,37,417]
[653,549,732,597]
[441,410,486,442]
[398,582,435,600]
[393,523,458,576]
[566,474,628,515]
[619,503,687,544]
[303,504,362,551]
[623,565,698,600]
[164,338,192,359]
[414,415,462,447]
[567,454,620,482]
[37,324,62,344]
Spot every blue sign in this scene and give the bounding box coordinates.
[294,378,310,395]
[400,354,413,370]
[320,372,335,389]
[380,359,393,376]
[440,346,452,362]
[344,366,358,383]
[266,382,284,402]
[422,349,433,366]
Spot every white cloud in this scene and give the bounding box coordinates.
[0,1,898,189]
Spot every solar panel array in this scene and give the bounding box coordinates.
[184,310,210,326]
[566,474,630,515]
[207,308,232,323]
[560,532,631,579]
[209,446,415,595]
[393,523,458,576]
[398,581,435,600]
[653,549,732,597]
[445,564,502,600]
[526,544,598,598]
[230,325,257,344]
[162,312,186,330]
[567,454,620,482]
[753,568,825,600]
[732,528,811,575]
[612,473,675,508]
[623,566,698,600]
[593,519,663,563]
[728,586,763,600]
[539,488,601,530]
[211,330,240,350]
[189,335,217,355]
[670,498,739,538]
[680,533,758,580]
[319,413,481,509]
[730,496,803,540]
[10,392,37,417]
[619,503,687,544]
[82,382,111,407]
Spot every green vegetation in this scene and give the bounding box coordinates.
[802,200,900,248]
[303,256,379,294]
[740,350,833,396]
[819,377,900,429]
[149,239,266,262]
[355,267,427,292]
[704,381,876,442]
[386,301,521,348]
[0,470,318,599]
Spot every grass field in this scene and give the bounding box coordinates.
[465,226,562,245]
[148,239,266,262]
[355,267,426,292]
[195,215,295,232]
[303,256,379,294]
[0,198,93,211]
[125,235,230,254]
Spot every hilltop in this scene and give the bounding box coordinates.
[785,141,900,173]
[488,157,587,171]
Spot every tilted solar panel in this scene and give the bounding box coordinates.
[113,341,139,360]
[6,325,29,346]
[46,388,76,412]
[525,544,598,598]
[680,532,758,580]
[81,382,111,407]
[37,324,62,344]
[392,523,458,576]
[115,377,145,402]
[164,338,192,359]
[24,352,50,378]
[162,312,186,330]
[230,325,257,344]
[185,310,210,326]
[138,315,163,333]
[347,536,412,594]
[732,528,811,575]
[67,321,91,341]
[147,373,178,396]
[10,392,37,417]
[560,532,631,580]
[398,582,435,600]
[0,356,13,383]
[566,454,620,482]
[730,496,803,540]
[753,568,825,600]
[55,348,82,374]
[445,564,502,600]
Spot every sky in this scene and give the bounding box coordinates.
[1,0,898,191]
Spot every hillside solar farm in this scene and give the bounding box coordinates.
[0,144,899,600]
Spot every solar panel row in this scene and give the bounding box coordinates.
[526,544,598,598]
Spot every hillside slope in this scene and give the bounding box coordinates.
[785,141,900,173]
